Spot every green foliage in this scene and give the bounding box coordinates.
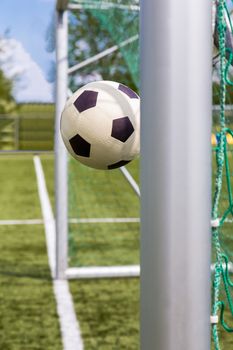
[68,6,139,92]
[213,82,233,105]
[0,69,17,114]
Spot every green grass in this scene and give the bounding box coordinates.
[217,308,233,350]
[68,157,140,219]
[126,158,140,184]
[42,155,141,348]
[42,155,140,267]
[0,156,62,350]
[42,153,233,349]
[0,155,41,219]
[70,278,139,350]
[40,155,55,211]
[67,157,140,267]
[1,152,233,349]
[0,225,62,350]
[69,222,139,267]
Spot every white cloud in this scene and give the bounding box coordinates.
[0,38,54,103]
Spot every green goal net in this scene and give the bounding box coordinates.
[212,1,233,348]
[67,0,140,269]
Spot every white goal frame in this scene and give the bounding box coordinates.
[55,1,212,348]
[55,0,141,280]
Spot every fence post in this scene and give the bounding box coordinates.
[14,117,20,150]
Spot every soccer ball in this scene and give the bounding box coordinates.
[60,80,140,170]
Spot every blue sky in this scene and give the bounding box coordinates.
[0,0,56,102]
[0,0,55,74]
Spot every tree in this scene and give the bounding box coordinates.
[68,8,139,92]
[0,36,18,114]
[45,7,139,93]
[0,68,16,114]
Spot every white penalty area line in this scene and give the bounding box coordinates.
[0,217,140,226]
[33,155,83,350]
[70,217,140,224]
[0,219,43,225]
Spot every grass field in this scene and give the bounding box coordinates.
[0,153,233,349]
[67,157,140,267]
[42,155,141,349]
[0,155,62,350]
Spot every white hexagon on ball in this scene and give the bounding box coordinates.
[60,80,140,170]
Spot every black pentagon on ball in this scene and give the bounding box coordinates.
[74,90,98,113]
[118,84,139,99]
[111,116,134,142]
[69,134,91,157]
[108,160,131,170]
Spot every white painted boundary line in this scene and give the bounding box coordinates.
[2,216,232,225]
[33,156,84,350]
[34,156,56,276]
[69,217,140,224]
[119,166,140,197]
[0,218,140,225]
[0,219,43,225]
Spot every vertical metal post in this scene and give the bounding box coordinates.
[14,117,19,150]
[55,9,68,279]
[140,0,212,349]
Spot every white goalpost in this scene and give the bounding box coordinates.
[140,0,212,349]
[55,2,68,279]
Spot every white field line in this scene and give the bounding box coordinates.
[33,156,84,350]
[0,219,43,225]
[0,218,140,225]
[34,156,56,276]
[1,217,231,225]
[69,217,140,224]
[119,166,140,197]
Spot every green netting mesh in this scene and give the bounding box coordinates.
[212,1,233,348]
[68,0,140,269]
[67,0,233,347]
[88,3,139,87]
[68,0,139,90]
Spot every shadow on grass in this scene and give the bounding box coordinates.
[0,268,51,281]
[0,257,51,281]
